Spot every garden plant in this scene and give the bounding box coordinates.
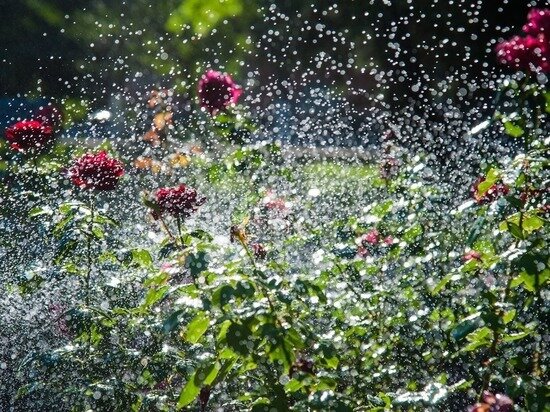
[0,5,549,412]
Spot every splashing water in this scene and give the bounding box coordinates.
[1,1,548,411]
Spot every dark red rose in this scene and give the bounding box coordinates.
[471,177,510,205]
[4,120,54,153]
[68,151,125,191]
[155,184,205,218]
[198,69,242,114]
[495,35,549,72]
[523,9,550,36]
[35,104,64,130]
[251,243,267,259]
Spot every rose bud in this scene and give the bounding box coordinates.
[464,250,482,262]
[493,393,514,412]
[230,225,247,244]
[155,184,205,218]
[383,236,394,246]
[468,403,491,412]
[198,69,242,114]
[5,120,54,154]
[251,243,267,259]
[361,229,380,246]
[68,151,125,191]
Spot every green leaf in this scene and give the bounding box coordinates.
[29,206,53,218]
[503,121,524,138]
[176,373,200,409]
[144,285,169,307]
[131,249,153,268]
[187,251,208,277]
[212,285,236,307]
[523,215,544,233]
[163,309,185,334]
[371,200,393,218]
[451,314,481,341]
[502,331,531,342]
[466,217,486,246]
[403,224,423,243]
[176,362,221,409]
[432,273,459,294]
[503,309,516,324]
[184,312,210,343]
[226,322,253,355]
[463,327,492,351]
[194,362,221,386]
[158,241,178,259]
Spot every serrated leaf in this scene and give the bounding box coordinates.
[184,312,210,343]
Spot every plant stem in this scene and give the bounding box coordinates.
[85,195,95,306]
[175,215,199,288]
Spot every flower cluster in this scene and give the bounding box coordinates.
[68,151,125,191]
[496,8,550,72]
[198,69,242,114]
[4,120,54,154]
[154,184,205,218]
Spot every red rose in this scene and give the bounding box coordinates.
[471,177,509,205]
[495,35,549,72]
[4,120,54,153]
[155,184,205,218]
[68,151,125,191]
[523,8,550,36]
[198,69,242,114]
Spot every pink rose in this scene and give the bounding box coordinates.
[198,70,242,114]
[495,35,549,72]
[523,8,550,36]
[361,229,380,246]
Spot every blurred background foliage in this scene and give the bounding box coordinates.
[0,0,542,111]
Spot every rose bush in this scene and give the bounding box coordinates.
[0,12,549,412]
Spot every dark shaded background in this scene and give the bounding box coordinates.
[0,0,545,113]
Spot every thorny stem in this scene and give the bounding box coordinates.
[85,195,95,306]
[159,215,176,242]
[175,215,199,289]
[238,238,293,367]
